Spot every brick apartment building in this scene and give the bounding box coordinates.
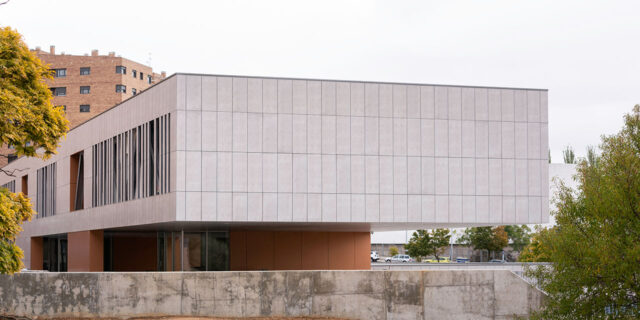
[0,46,164,166]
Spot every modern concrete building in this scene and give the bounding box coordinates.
[0,46,164,167]
[0,74,549,272]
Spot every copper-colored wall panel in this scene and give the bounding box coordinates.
[246,231,274,270]
[229,231,247,270]
[112,236,157,271]
[230,231,371,271]
[301,232,329,270]
[68,230,103,272]
[30,237,43,270]
[274,232,302,270]
[354,232,372,270]
[329,232,355,270]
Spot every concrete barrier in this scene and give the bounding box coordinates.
[0,270,545,319]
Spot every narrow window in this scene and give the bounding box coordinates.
[80,86,90,94]
[80,105,90,112]
[80,67,90,75]
[147,75,152,84]
[115,66,126,74]
[116,85,126,93]
[70,151,84,211]
[132,88,137,95]
[132,69,137,78]
[140,72,143,80]
[21,175,28,196]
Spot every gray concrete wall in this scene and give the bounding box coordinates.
[0,270,544,319]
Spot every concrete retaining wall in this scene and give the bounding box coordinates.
[0,270,545,319]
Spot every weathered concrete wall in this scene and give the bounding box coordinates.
[0,270,545,319]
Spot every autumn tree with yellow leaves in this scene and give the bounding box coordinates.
[0,26,68,274]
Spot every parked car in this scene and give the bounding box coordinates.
[385,254,413,263]
[371,251,379,262]
[425,257,451,263]
[455,257,470,263]
[489,259,507,263]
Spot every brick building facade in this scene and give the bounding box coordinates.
[0,46,164,166]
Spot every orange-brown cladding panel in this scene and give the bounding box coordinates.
[274,231,302,270]
[246,231,275,270]
[301,232,330,270]
[30,237,43,270]
[68,230,103,272]
[231,231,370,271]
[229,231,247,270]
[328,232,356,270]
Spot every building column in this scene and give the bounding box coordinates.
[68,230,104,271]
[30,237,43,270]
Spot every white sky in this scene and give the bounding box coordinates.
[2,0,639,161]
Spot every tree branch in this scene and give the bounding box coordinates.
[0,167,28,177]
[0,0,10,6]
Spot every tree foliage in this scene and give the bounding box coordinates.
[0,26,68,165]
[504,225,531,252]
[404,229,451,261]
[562,145,576,164]
[388,246,399,257]
[0,27,68,274]
[460,226,509,260]
[527,106,640,319]
[518,227,553,262]
[0,188,32,274]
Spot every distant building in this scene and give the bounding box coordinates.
[0,74,549,272]
[0,46,165,166]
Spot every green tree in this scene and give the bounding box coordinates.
[527,106,640,319]
[518,227,553,262]
[388,246,399,257]
[503,225,531,252]
[562,145,576,164]
[460,226,509,261]
[0,27,69,274]
[404,229,451,262]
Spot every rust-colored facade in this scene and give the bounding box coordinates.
[230,231,371,271]
[0,46,164,167]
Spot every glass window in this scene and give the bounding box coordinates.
[50,87,66,96]
[80,86,90,94]
[140,72,143,80]
[132,88,137,95]
[132,69,137,78]
[115,84,126,93]
[53,68,66,78]
[79,105,90,112]
[148,75,152,84]
[115,66,126,74]
[80,67,90,75]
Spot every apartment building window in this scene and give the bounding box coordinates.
[80,105,90,112]
[7,154,17,163]
[51,87,66,96]
[147,75,152,84]
[132,88,137,95]
[52,68,66,78]
[116,84,126,93]
[36,163,57,218]
[132,69,137,78]
[21,175,28,196]
[80,86,90,94]
[80,67,90,75]
[116,66,126,74]
[91,113,170,208]
[140,72,143,80]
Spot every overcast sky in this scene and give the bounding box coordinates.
[2,0,639,162]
